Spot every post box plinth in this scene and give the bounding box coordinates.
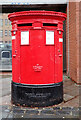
[12,82,63,107]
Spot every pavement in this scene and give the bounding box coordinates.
[0,73,81,120]
[0,60,12,72]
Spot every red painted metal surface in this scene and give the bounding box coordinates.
[8,11,66,85]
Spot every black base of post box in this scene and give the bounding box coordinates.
[12,81,63,107]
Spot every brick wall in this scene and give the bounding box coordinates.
[79,2,81,84]
[66,2,80,83]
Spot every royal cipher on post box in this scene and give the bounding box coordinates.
[8,11,66,107]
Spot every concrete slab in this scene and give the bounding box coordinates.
[63,94,74,102]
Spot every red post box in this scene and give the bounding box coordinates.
[8,11,66,107]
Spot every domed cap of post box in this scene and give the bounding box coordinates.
[8,10,66,22]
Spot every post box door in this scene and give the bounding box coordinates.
[19,29,57,85]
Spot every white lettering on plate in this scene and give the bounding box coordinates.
[12,36,15,40]
[46,31,54,45]
[59,38,63,42]
[21,31,29,45]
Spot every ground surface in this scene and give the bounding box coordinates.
[0,73,81,119]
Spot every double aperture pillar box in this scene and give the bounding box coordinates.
[8,11,66,107]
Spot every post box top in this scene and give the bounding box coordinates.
[8,10,66,22]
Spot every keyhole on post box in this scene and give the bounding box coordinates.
[58,50,60,52]
[15,50,17,54]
